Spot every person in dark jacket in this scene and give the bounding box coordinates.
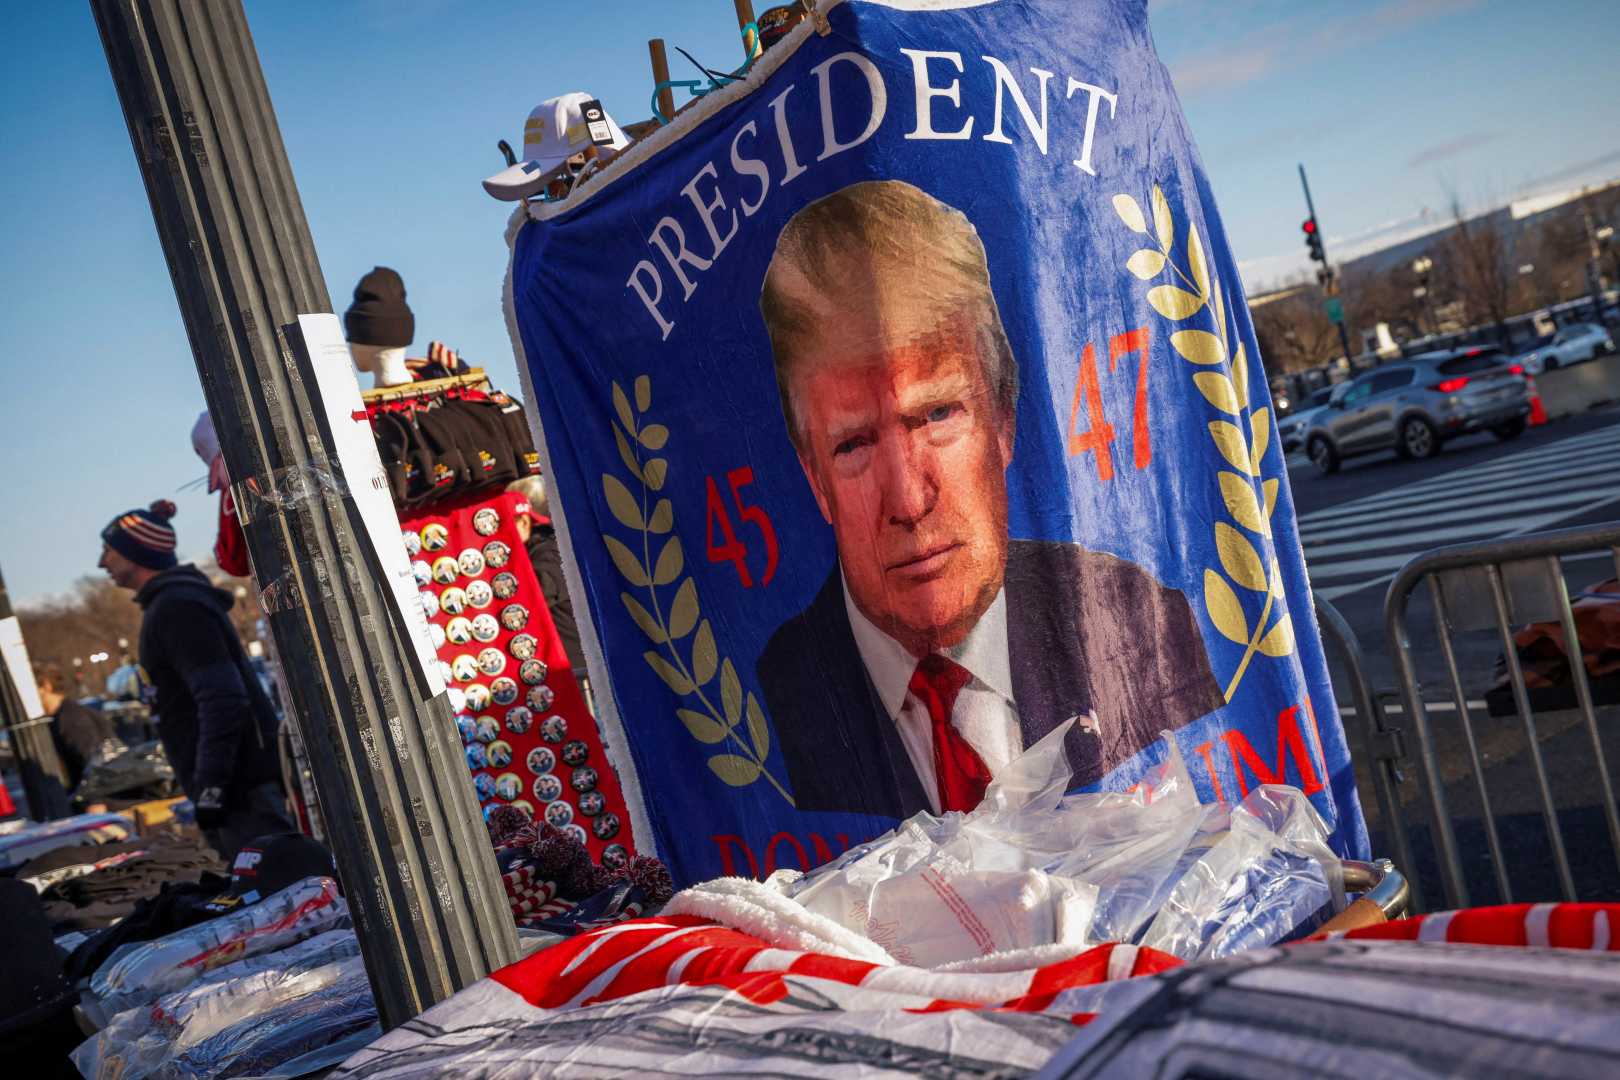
[31,662,119,792]
[98,500,289,858]
[507,478,587,673]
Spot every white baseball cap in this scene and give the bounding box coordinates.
[483,92,630,201]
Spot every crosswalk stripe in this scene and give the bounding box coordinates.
[1297,456,1619,527]
[1303,492,1620,559]
[1300,481,1620,543]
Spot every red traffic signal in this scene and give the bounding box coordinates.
[1302,217,1325,263]
[1302,218,1317,234]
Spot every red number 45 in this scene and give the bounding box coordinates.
[705,467,779,587]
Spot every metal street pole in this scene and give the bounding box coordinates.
[1299,164,1355,365]
[0,563,73,821]
[88,0,516,1027]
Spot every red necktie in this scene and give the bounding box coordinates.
[908,654,993,813]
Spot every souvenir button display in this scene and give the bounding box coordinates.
[466,580,494,609]
[465,742,487,770]
[601,844,628,870]
[463,683,491,711]
[527,685,555,711]
[458,547,486,577]
[477,647,506,677]
[490,677,519,706]
[436,659,453,685]
[432,556,459,585]
[578,791,605,817]
[532,774,563,802]
[427,622,447,649]
[505,706,533,735]
[592,813,620,841]
[474,715,501,744]
[491,572,519,600]
[540,715,567,743]
[412,559,432,586]
[419,590,439,618]
[454,713,477,741]
[440,587,467,615]
[525,746,555,775]
[451,654,479,682]
[420,523,449,551]
[483,540,510,568]
[487,739,513,768]
[473,507,501,536]
[508,634,537,661]
[445,617,473,645]
[446,687,466,714]
[544,800,573,827]
[519,658,548,686]
[473,772,495,800]
[471,613,500,643]
[571,765,598,792]
[510,799,535,819]
[562,739,589,767]
[563,824,589,848]
[402,530,422,557]
[495,772,522,801]
[500,603,529,632]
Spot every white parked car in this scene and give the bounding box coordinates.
[1518,322,1614,374]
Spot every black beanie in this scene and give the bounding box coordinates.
[344,266,414,348]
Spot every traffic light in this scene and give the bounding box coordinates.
[1302,217,1325,263]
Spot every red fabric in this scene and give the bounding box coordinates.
[909,654,991,812]
[1327,902,1620,950]
[214,489,251,578]
[0,781,14,818]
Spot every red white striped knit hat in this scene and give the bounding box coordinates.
[101,500,179,570]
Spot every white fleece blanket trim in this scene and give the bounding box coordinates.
[663,877,895,965]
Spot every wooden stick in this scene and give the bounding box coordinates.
[734,0,761,59]
[648,39,675,122]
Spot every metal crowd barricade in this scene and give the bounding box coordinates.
[1384,521,1620,910]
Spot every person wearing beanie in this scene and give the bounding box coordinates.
[345,266,415,388]
[100,501,290,859]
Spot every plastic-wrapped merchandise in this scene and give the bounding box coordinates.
[778,724,1342,965]
[89,876,347,1017]
[0,812,133,869]
[74,738,177,802]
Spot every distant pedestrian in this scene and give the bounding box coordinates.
[31,662,119,792]
[98,500,291,859]
[506,478,586,674]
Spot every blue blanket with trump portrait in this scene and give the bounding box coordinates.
[502,0,1369,886]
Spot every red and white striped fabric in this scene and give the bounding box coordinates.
[1325,902,1620,951]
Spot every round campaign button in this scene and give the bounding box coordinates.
[525,746,555,775]
[601,843,628,870]
[577,791,605,817]
[508,634,537,662]
[562,740,589,767]
[454,713,477,742]
[465,580,494,610]
[510,799,535,820]
[419,590,439,619]
[592,813,620,841]
[471,613,500,643]
[445,617,473,646]
[446,687,466,714]
[492,572,519,600]
[439,587,467,616]
[519,658,548,686]
[490,677,519,706]
[412,559,432,586]
[500,603,529,632]
[483,540,511,568]
[474,715,500,744]
[570,765,598,793]
[473,507,501,536]
[402,530,422,557]
[420,523,449,552]
[465,742,487,771]
[563,824,589,848]
[544,800,573,827]
[427,622,446,649]
[463,683,491,712]
[494,772,522,802]
[451,655,479,683]
[473,772,495,800]
[504,705,533,735]
[458,547,486,578]
[539,715,567,744]
[526,685,555,712]
[477,647,506,677]
[432,557,459,585]
[531,774,563,803]
[486,739,513,769]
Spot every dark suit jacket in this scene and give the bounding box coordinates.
[756,540,1224,818]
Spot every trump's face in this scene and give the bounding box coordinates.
[791,301,1014,658]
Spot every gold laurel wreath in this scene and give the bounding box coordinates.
[597,375,795,804]
[1112,186,1296,701]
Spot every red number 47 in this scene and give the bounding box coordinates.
[705,467,779,587]
[1067,328,1152,481]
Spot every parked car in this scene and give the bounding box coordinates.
[1517,322,1614,374]
[1278,386,1335,453]
[1301,347,1531,475]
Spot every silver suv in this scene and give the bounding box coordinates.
[1302,347,1531,475]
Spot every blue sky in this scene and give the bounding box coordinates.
[2,0,1616,607]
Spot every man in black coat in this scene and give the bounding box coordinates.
[755,181,1223,819]
[98,500,289,858]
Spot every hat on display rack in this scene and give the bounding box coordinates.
[483,92,629,202]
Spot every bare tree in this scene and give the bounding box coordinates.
[1441,189,1515,342]
[1252,287,1344,373]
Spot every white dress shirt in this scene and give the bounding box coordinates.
[843,577,1022,814]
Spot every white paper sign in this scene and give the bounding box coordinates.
[297,313,447,696]
[0,616,46,720]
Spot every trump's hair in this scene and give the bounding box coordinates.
[759,180,1020,451]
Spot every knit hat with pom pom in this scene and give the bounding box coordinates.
[101,500,179,570]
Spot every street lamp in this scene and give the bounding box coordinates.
[1411,256,1436,335]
